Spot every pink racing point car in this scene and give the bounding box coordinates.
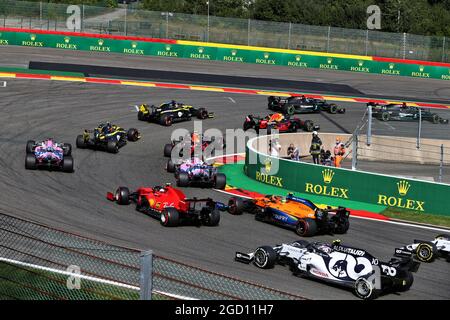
[25,138,73,172]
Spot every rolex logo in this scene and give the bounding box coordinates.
[322,169,334,184]
[165,44,171,51]
[98,39,104,46]
[295,55,301,61]
[358,60,363,67]
[264,159,272,174]
[231,49,237,56]
[131,41,137,48]
[397,180,411,196]
[30,34,36,41]
[64,37,70,43]
[264,52,269,59]
[327,58,333,64]
[419,65,424,72]
[389,63,395,69]
[198,47,204,53]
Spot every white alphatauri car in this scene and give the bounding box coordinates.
[395,234,450,263]
[235,239,420,299]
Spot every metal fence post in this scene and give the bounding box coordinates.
[442,36,446,62]
[247,18,250,46]
[124,5,127,36]
[139,250,153,300]
[365,29,369,55]
[166,12,169,38]
[39,1,42,28]
[439,144,443,183]
[81,4,84,32]
[326,26,331,52]
[367,104,372,146]
[417,108,422,149]
[402,32,407,59]
[287,22,292,49]
[352,133,358,170]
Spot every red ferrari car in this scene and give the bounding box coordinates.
[243,113,317,134]
[106,184,222,227]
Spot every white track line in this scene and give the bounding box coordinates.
[0,81,6,87]
[227,97,236,103]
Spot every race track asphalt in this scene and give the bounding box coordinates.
[0,75,449,300]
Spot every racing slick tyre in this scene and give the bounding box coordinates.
[431,114,440,124]
[381,112,390,121]
[160,207,180,227]
[160,115,173,126]
[177,172,190,187]
[62,143,72,156]
[243,121,254,131]
[115,187,130,205]
[334,219,350,234]
[166,159,176,173]
[290,122,298,133]
[62,156,74,173]
[106,141,119,153]
[228,197,245,215]
[26,140,35,154]
[214,173,227,190]
[164,143,174,157]
[76,135,87,149]
[296,218,318,237]
[282,105,295,116]
[329,104,338,114]
[303,120,314,132]
[415,242,437,262]
[267,124,275,135]
[25,154,37,170]
[137,111,145,121]
[127,128,140,141]
[197,108,209,119]
[253,246,277,269]
[202,209,221,226]
[354,276,380,300]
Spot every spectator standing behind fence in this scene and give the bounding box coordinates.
[333,137,346,168]
[287,143,300,161]
[270,138,281,157]
[309,131,322,164]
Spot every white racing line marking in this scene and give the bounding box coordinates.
[208,153,450,233]
[0,81,6,87]
[0,257,197,300]
[227,97,236,103]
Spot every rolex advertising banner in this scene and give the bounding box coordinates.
[245,146,450,216]
[1,29,450,81]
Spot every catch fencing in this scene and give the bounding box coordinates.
[0,0,449,63]
[0,213,304,300]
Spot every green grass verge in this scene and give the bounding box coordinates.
[0,262,169,300]
[381,207,450,228]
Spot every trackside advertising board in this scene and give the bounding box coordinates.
[1,29,450,80]
[245,145,450,216]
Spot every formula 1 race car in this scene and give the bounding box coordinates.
[227,193,350,237]
[163,131,226,158]
[137,101,214,126]
[368,102,449,124]
[107,184,225,227]
[166,157,227,189]
[76,122,140,153]
[394,234,450,263]
[25,138,73,172]
[235,239,419,299]
[268,96,346,115]
[243,113,317,134]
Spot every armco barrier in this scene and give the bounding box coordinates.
[1,28,450,81]
[245,136,450,216]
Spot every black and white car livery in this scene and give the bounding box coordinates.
[395,234,450,263]
[235,239,419,299]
